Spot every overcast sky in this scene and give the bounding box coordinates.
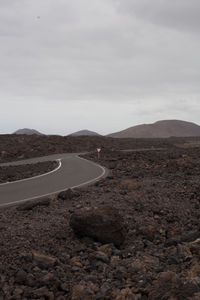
[0,0,200,135]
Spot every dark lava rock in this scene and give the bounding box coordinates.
[32,251,57,269]
[17,197,50,211]
[15,269,27,284]
[71,284,95,300]
[165,236,181,247]
[137,226,155,242]
[58,188,79,200]
[69,205,126,247]
[180,230,200,243]
[149,271,200,300]
[165,230,200,247]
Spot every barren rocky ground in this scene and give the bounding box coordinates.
[0,134,180,163]
[0,136,200,299]
[0,161,58,184]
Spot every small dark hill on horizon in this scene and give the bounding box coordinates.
[69,129,101,136]
[108,120,200,138]
[14,128,44,135]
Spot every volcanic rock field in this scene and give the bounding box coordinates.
[0,135,200,299]
[0,161,58,184]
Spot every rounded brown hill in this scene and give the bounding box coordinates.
[69,129,101,136]
[14,128,44,135]
[108,120,200,138]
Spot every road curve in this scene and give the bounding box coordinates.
[0,153,107,207]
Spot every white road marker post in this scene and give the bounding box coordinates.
[97,148,101,160]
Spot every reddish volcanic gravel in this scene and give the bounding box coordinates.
[0,137,200,299]
[0,161,58,183]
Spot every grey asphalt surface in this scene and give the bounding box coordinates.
[0,153,106,207]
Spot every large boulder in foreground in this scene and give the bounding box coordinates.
[69,205,126,247]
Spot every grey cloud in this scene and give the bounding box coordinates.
[117,0,200,33]
[0,0,200,134]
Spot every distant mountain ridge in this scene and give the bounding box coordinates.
[69,129,101,136]
[14,128,43,135]
[108,120,200,138]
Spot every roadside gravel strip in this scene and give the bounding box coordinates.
[0,153,108,207]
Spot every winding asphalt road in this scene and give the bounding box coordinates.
[0,153,107,207]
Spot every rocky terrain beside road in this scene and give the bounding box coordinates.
[0,161,58,184]
[0,134,181,163]
[0,137,200,299]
